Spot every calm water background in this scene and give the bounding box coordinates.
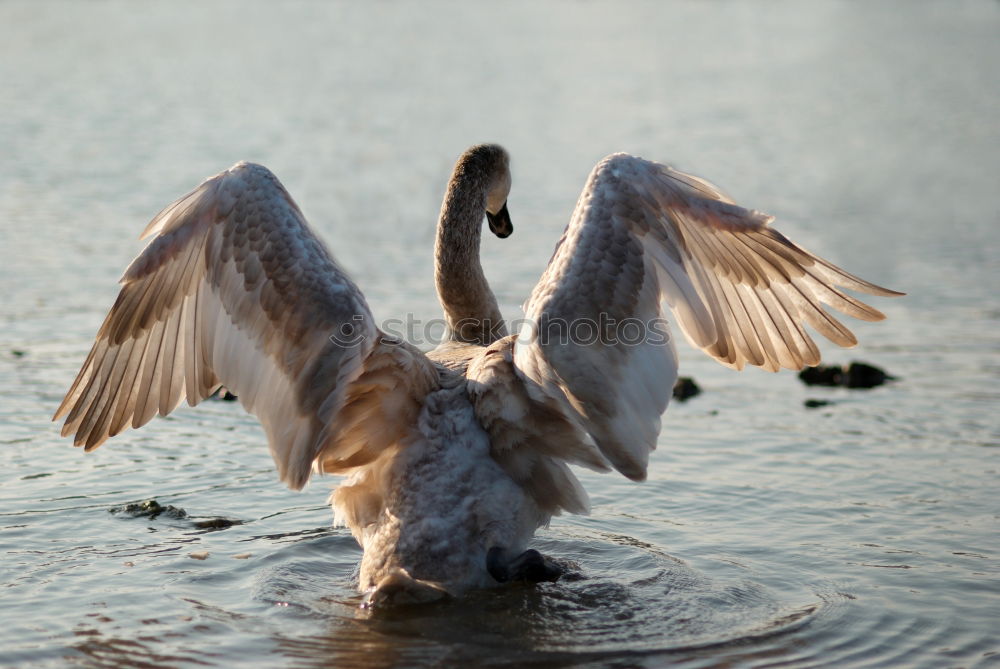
[2,1,998,667]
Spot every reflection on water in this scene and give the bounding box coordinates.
[2,0,999,667]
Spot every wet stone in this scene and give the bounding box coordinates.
[798,361,895,389]
[109,499,188,520]
[192,517,243,530]
[804,399,832,409]
[672,377,701,401]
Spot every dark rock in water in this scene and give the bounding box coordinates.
[110,499,188,520]
[110,500,242,530]
[798,361,895,389]
[672,376,701,401]
[804,398,832,409]
[798,365,843,386]
[10,349,26,358]
[843,362,894,388]
[192,517,244,531]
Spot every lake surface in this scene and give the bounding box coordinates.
[2,1,998,667]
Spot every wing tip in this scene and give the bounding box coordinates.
[282,467,310,492]
[623,466,648,483]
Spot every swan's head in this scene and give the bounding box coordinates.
[484,147,512,239]
[486,202,512,239]
[459,143,513,239]
[485,164,512,239]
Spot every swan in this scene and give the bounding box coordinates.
[53,144,902,606]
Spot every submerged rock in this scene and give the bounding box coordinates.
[804,398,833,409]
[110,499,188,520]
[672,376,701,401]
[798,361,895,389]
[192,517,243,530]
[843,362,895,388]
[798,365,841,386]
[109,500,243,533]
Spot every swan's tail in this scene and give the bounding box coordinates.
[362,568,451,608]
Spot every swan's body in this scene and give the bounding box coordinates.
[54,144,901,605]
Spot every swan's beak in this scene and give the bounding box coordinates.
[486,203,513,239]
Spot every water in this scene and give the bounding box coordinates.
[1,1,998,666]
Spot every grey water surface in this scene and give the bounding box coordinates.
[2,1,998,667]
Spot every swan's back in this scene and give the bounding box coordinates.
[427,340,485,373]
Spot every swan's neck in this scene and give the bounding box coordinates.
[434,175,507,346]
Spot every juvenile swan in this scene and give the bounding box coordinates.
[54,144,902,606]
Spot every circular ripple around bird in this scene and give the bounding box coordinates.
[247,527,839,668]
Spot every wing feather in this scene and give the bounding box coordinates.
[514,153,902,480]
[55,162,436,489]
[466,337,610,515]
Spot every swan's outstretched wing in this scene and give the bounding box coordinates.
[513,153,902,480]
[54,162,436,489]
